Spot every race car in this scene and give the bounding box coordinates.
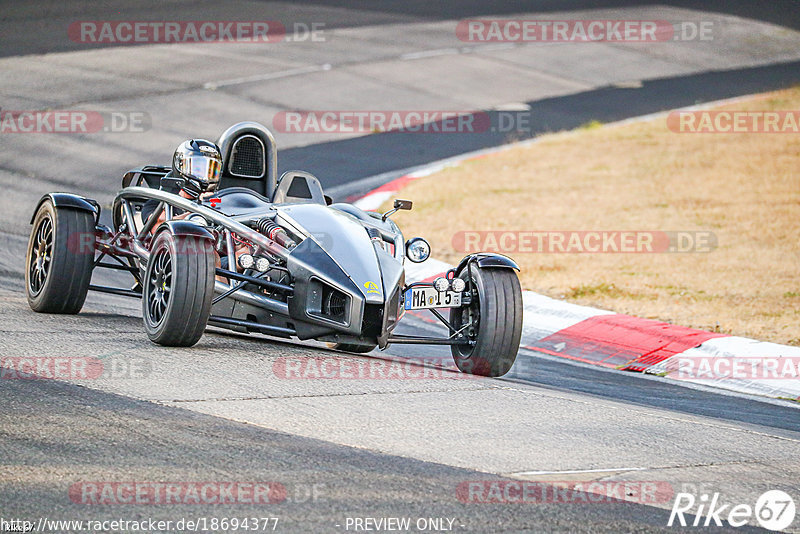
[24,122,523,376]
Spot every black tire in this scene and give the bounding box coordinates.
[142,231,214,347]
[26,201,95,314]
[450,266,523,377]
[327,342,377,354]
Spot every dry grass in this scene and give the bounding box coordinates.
[385,88,800,345]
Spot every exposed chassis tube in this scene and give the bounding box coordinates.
[101,187,297,319]
[114,187,290,261]
[208,315,295,337]
[387,334,473,346]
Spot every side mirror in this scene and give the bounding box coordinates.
[382,198,413,221]
[394,199,413,211]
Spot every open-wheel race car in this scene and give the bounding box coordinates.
[25,122,523,376]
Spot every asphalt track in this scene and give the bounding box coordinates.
[2,2,800,532]
[290,59,800,194]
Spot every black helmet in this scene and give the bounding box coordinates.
[172,139,223,198]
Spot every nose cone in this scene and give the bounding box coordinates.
[278,204,385,303]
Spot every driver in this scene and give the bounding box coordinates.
[141,139,222,224]
[141,139,247,281]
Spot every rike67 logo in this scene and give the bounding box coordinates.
[669,490,795,531]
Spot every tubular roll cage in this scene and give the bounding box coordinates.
[92,187,295,336]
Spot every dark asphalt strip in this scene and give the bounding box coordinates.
[3,0,798,58]
[280,60,800,196]
[302,0,800,32]
[388,320,800,437]
[0,375,757,533]
[508,351,800,436]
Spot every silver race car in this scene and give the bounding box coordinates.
[25,122,522,376]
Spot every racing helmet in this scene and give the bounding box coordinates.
[172,139,223,198]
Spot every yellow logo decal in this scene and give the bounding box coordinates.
[364,281,380,294]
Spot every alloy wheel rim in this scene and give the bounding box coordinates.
[146,246,172,325]
[28,216,53,296]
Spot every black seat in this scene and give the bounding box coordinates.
[217,123,277,198]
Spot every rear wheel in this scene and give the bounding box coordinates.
[449,266,522,377]
[26,201,95,313]
[142,231,214,346]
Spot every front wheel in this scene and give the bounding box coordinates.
[142,231,214,346]
[450,266,523,377]
[26,201,95,314]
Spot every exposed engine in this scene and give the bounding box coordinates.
[254,216,297,250]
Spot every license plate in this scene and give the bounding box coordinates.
[404,287,461,310]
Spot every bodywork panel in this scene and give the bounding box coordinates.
[31,193,99,223]
[277,204,386,304]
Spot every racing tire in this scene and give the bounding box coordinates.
[142,231,214,347]
[328,342,377,354]
[449,266,523,377]
[26,200,95,314]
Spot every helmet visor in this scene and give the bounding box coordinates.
[187,156,221,185]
